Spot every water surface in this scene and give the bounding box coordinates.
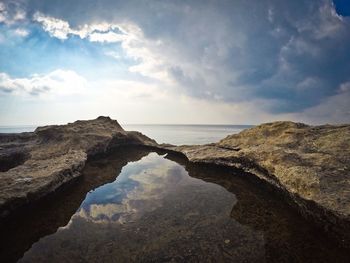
[0,125,36,133]
[0,147,348,262]
[123,124,252,145]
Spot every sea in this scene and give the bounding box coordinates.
[0,124,252,145]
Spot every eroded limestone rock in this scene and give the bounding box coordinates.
[0,116,156,217]
[168,121,350,244]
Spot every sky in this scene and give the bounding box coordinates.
[0,0,349,125]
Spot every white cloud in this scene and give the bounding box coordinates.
[294,0,345,40]
[89,31,126,42]
[4,0,349,125]
[90,78,165,101]
[104,51,121,60]
[0,2,5,23]
[12,7,25,21]
[0,1,26,25]
[0,1,30,40]
[33,12,172,83]
[267,8,274,23]
[33,12,71,39]
[339,81,350,93]
[0,70,87,97]
[33,12,128,42]
[13,28,29,37]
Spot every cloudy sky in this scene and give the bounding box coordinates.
[0,0,349,125]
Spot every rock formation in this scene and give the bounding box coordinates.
[168,121,350,244]
[0,116,156,218]
[1,117,350,246]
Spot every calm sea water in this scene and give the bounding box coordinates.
[0,124,252,145]
[0,126,37,134]
[124,124,252,145]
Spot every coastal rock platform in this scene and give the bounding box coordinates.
[167,121,350,245]
[0,116,156,218]
[1,118,350,246]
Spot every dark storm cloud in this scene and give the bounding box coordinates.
[26,0,350,116]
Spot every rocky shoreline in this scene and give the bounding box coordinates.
[0,117,349,246]
[166,121,350,246]
[0,117,157,218]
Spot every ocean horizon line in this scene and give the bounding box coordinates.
[0,123,255,127]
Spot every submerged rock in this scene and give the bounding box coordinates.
[168,121,350,245]
[0,116,156,218]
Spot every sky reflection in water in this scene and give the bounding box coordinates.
[16,150,350,262]
[21,152,266,262]
[77,153,199,224]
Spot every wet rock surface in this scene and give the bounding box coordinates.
[0,117,156,218]
[168,121,350,245]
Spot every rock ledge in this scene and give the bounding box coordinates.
[0,117,156,217]
[166,121,350,245]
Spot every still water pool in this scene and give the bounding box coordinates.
[0,147,348,262]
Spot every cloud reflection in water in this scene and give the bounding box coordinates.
[75,153,196,224]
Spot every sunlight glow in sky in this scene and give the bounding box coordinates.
[0,0,349,125]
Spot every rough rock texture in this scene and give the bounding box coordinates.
[169,121,350,244]
[1,118,350,246]
[0,116,156,218]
